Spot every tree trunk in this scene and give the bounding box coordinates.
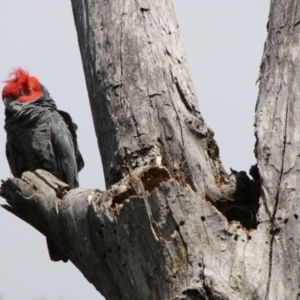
[1,0,298,299]
[254,1,300,298]
[71,0,227,192]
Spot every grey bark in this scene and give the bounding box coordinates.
[254,1,300,298]
[70,0,227,191]
[1,0,298,299]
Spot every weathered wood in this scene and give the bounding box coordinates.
[1,0,299,299]
[71,0,227,193]
[0,168,263,300]
[255,1,300,298]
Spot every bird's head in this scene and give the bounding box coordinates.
[2,68,42,110]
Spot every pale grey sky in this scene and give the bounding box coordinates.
[0,1,269,299]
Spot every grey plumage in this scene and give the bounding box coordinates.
[4,84,84,262]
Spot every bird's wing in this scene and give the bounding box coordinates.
[5,135,27,177]
[57,110,84,172]
[50,111,79,188]
[5,108,56,178]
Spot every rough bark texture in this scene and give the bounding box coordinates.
[1,0,299,299]
[255,1,300,298]
[1,168,257,300]
[71,0,227,192]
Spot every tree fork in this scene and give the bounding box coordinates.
[1,0,299,299]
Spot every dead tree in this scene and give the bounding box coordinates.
[1,0,298,299]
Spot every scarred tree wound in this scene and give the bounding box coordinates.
[1,164,260,299]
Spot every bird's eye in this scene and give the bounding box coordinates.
[17,89,23,96]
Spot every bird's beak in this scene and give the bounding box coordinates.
[3,96,14,109]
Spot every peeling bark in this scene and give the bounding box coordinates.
[1,0,298,299]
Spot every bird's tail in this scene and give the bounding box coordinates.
[46,237,68,263]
